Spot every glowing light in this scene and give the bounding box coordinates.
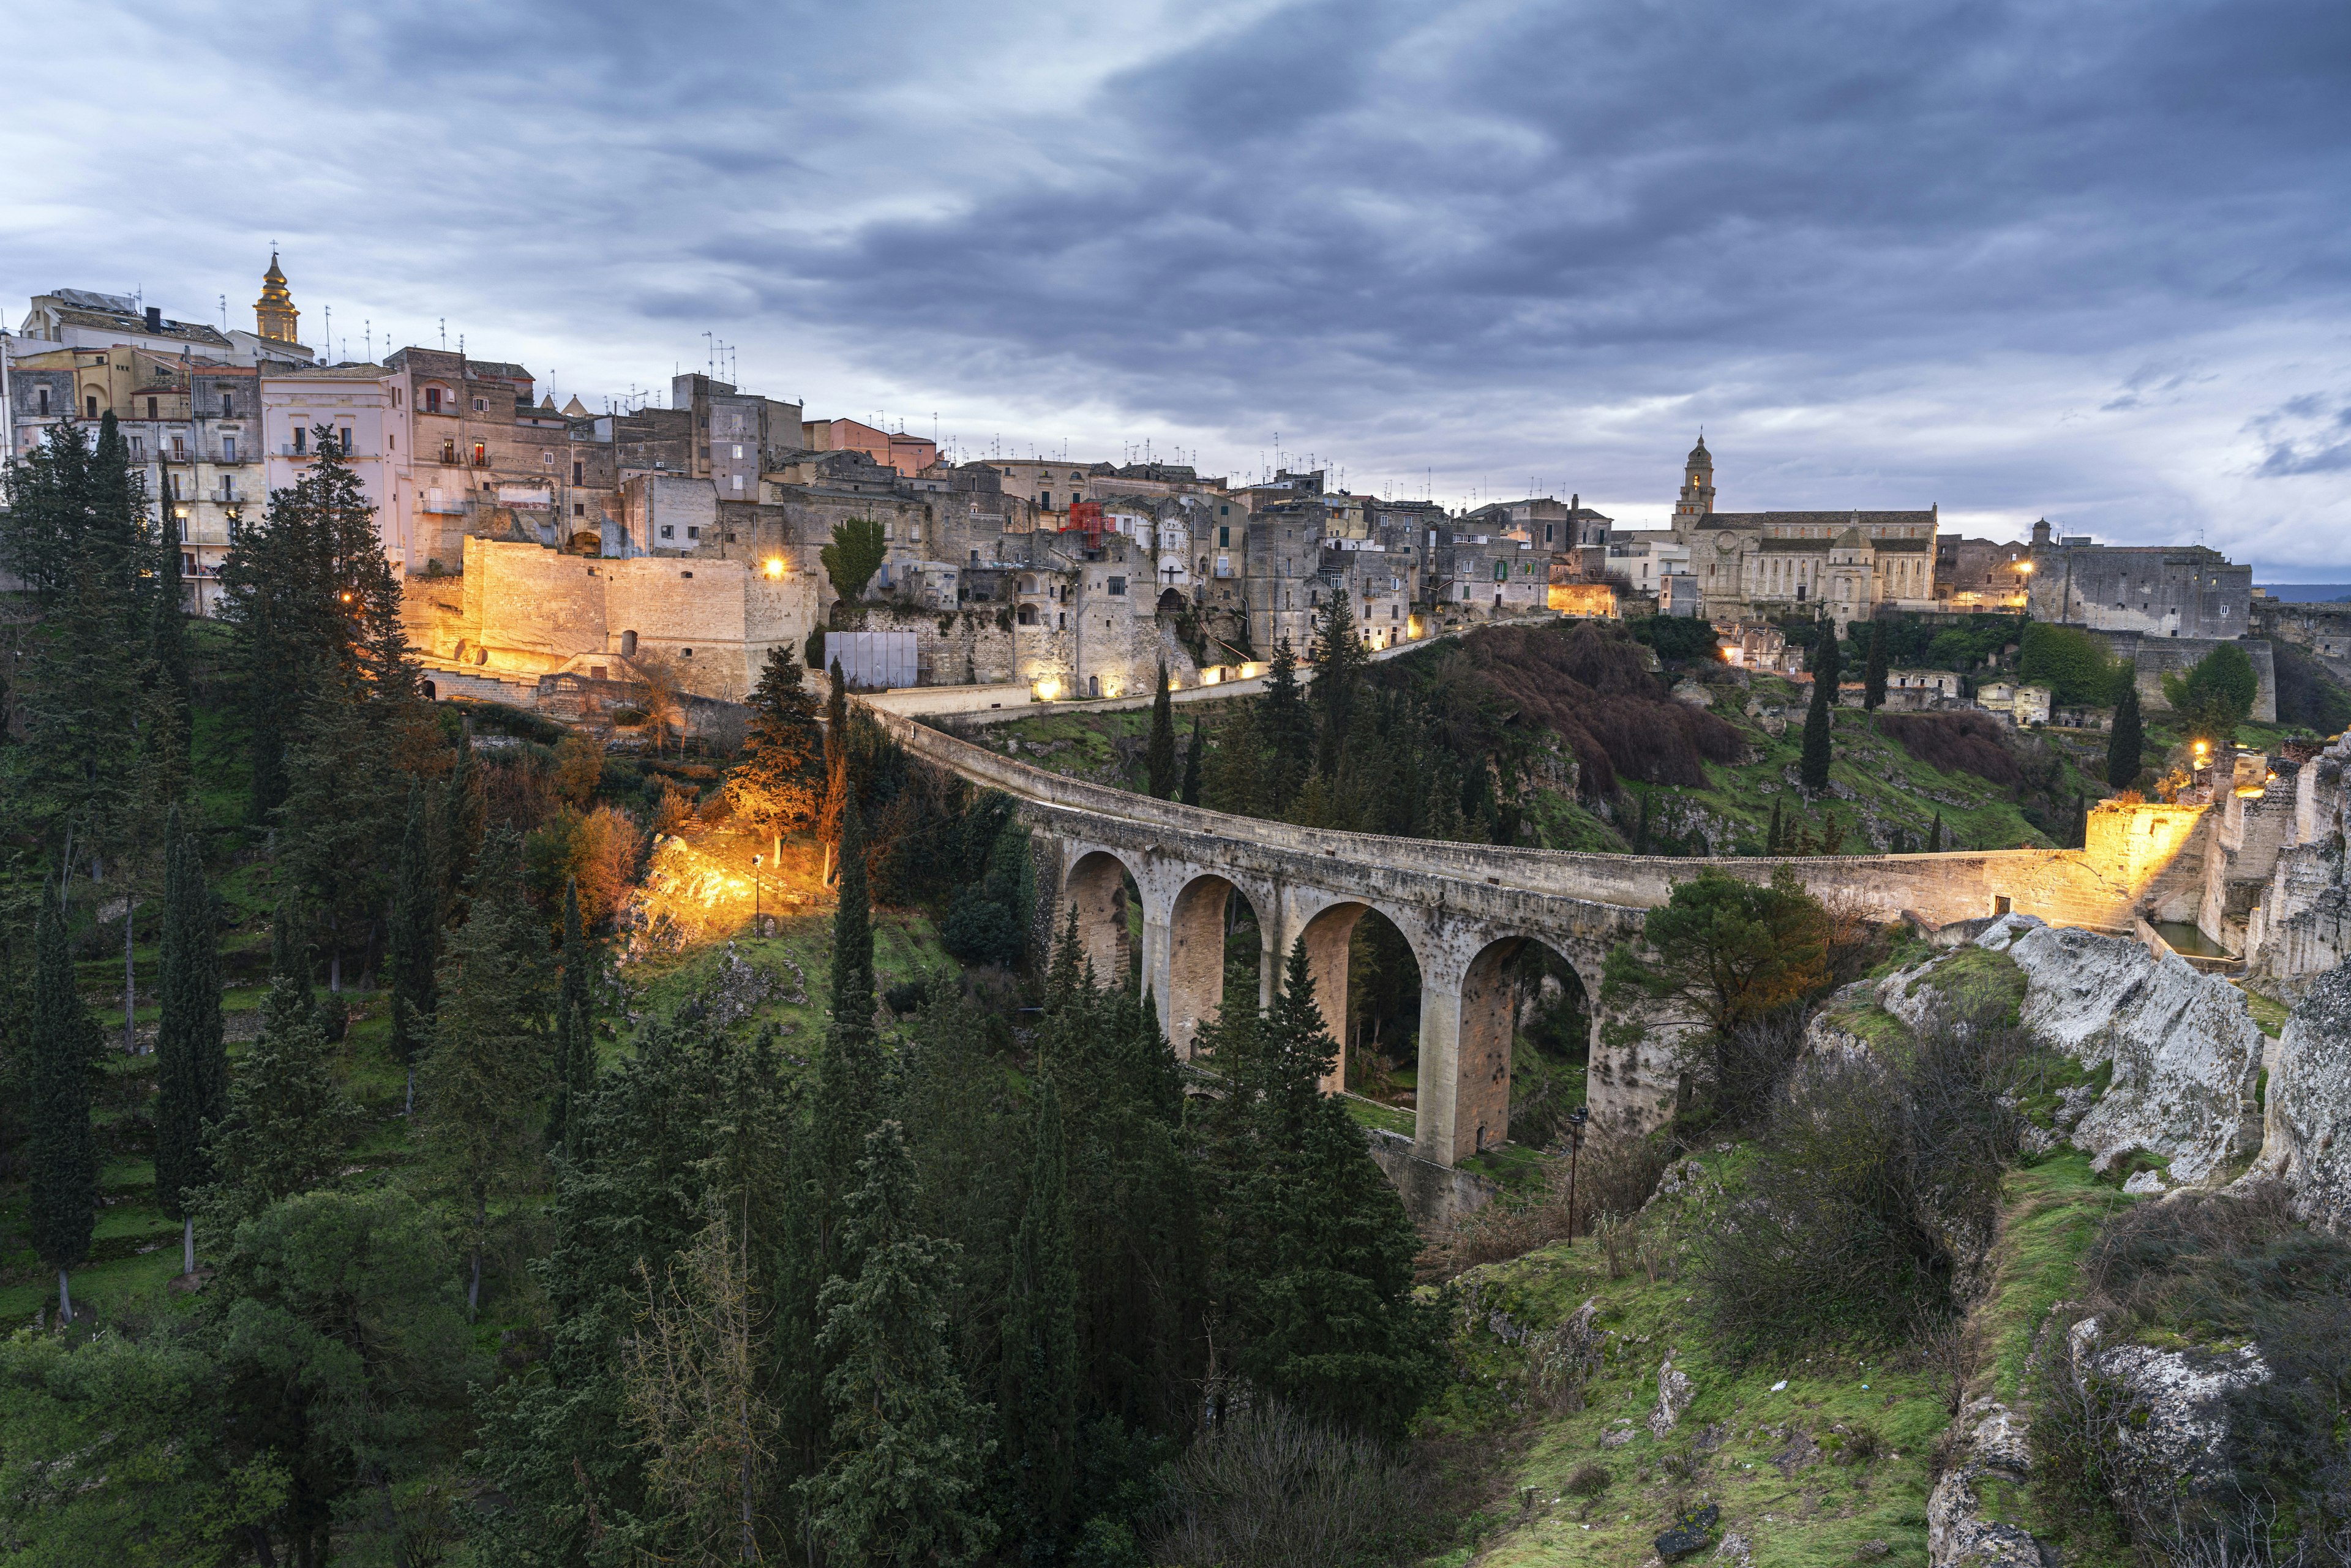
[2194,740,2210,757]
[1202,667,1221,685]
[762,557,786,579]
[1034,677,1062,701]
[2016,560,2034,574]
[339,591,353,603]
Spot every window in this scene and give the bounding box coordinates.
[1220,505,1229,516]
[1040,492,1051,508]
[687,527,701,541]
[223,435,237,462]
[732,444,742,459]
[37,387,48,415]
[391,387,400,408]
[660,525,675,539]
[183,552,195,576]
[426,387,442,413]
[542,451,554,468]
[294,426,307,455]
[572,460,583,484]
[472,443,486,466]
[1493,559,1508,582]
[131,437,144,459]
[169,473,182,499]
[172,435,187,458]
[473,397,487,413]
[388,433,395,451]
[1107,576,1127,596]
[86,394,99,418]
[732,475,743,490]
[574,503,585,517]
[339,427,353,454]
[148,396,159,419]
[441,439,457,464]
[1218,525,1229,547]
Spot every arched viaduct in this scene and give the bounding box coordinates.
[867,707,2195,1168]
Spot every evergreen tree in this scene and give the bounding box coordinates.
[1862,621,1888,710]
[1309,591,1368,777]
[1179,719,1204,806]
[386,782,439,1117]
[1195,940,1441,1438]
[729,642,825,853]
[820,658,852,885]
[814,1120,995,1567]
[28,889,97,1324]
[1799,621,1840,793]
[1204,704,1264,816]
[2107,683,2144,791]
[418,827,552,1318]
[812,792,883,1226]
[1000,1076,1081,1556]
[136,514,193,811]
[549,879,598,1157]
[154,813,227,1276]
[200,923,362,1223]
[436,722,486,926]
[1259,639,1314,813]
[1143,662,1177,799]
[1928,811,1945,852]
[1766,796,1783,854]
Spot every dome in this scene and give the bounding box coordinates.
[1686,435,1711,465]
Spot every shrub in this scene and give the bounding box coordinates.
[882,977,930,1015]
[1875,712,2025,787]
[1147,1403,1436,1568]
[1633,614,1723,664]
[1461,623,1742,797]
[2019,623,2129,707]
[941,886,1024,969]
[1565,1462,1613,1499]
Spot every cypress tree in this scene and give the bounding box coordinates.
[1928,811,1944,852]
[1261,639,1314,813]
[387,782,439,1116]
[813,1120,994,1566]
[820,658,851,885]
[1000,1076,1081,1555]
[1862,621,1888,710]
[437,724,486,926]
[154,813,227,1276]
[1309,591,1368,776]
[1766,797,1783,855]
[1144,661,1177,799]
[201,943,362,1223]
[811,790,884,1250]
[2107,683,2143,792]
[1179,718,1204,806]
[29,888,97,1324]
[549,879,598,1156]
[1800,621,1840,793]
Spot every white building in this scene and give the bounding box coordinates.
[261,365,400,562]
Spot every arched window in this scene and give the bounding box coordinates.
[1018,604,1038,625]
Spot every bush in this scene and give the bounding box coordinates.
[2163,643,2260,748]
[2020,623,2130,707]
[1697,1007,2025,1360]
[1461,623,1742,797]
[1147,1403,1438,1568]
[1876,711,2025,787]
[1633,614,1723,664]
[941,886,1024,969]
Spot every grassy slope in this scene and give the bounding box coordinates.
[978,677,2101,853]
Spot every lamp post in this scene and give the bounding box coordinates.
[1564,1105,1590,1242]
[752,853,762,937]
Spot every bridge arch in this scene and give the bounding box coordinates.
[1061,846,1145,987]
[1285,893,1435,1097]
[1419,928,1608,1165]
[1163,871,1275,1059]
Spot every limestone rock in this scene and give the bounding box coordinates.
[1972,912,2047,953]
[2256,957,2351,1232]
[2069,1316,2267,1492]
[2006,925,2265,1184]
[1649,1352,1694,1436]
[1926,1398,2042,1568]
[1655,1504,1720,1562]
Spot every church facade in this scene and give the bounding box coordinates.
[1663,437,1940,628]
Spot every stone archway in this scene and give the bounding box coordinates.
[1164,872,1271,1060]
[1062,848,1142,987]
[1420,929,1610,1164]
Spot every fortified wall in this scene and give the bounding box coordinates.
[401,535,817,702]
[2097,631,2278,722]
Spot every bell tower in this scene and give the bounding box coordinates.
[255,253,299,343]
[1672,434,1715,527]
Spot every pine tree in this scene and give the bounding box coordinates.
[1180,718,1204,806]
[154,813,227,1276]
[1261,639,1314,813]
[549,879,598,1157]
[1144,661,1177,799]
[1309,591,1369,777]
[28,888,97,1324]
[729,642,824,852]
[1862,621,1888,710]
[814,1121,994,1567]
[1000,1076,1081,1555]
[418,827,552,1318]
[820,658,852,885]
[2107,683,2143,792]
[1800,621,1840,793]
[387,782,439,1117]
[200,941,364,1225]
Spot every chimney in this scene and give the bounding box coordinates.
[144,306,163,332]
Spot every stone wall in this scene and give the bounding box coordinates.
[2252,599,2351,683]
[2096,631,2278,722]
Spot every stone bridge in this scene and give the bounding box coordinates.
[869,707,2201,1168]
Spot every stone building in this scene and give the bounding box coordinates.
[1935,532,2034,609]
[803,415,934,477]
[1660,437,1940,628]
[2024,517,2252,639]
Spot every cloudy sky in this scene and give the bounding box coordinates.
[7,0,2350,571]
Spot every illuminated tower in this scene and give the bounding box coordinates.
[1673,434,1715,524]
[254,253,299,343]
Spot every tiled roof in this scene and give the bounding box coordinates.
[1696,510,1935,530]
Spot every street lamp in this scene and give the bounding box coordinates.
[751,853,762,936]
[1564,1105,1590,1242]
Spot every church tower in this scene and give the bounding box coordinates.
[1672,435,1715,527]
[254,253,299,343]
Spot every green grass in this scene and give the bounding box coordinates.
[1343,1094,1415,1136]
[1976,1153,2131,1404]
[1436,1163,1950,1568]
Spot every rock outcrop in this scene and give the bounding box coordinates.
[2005,925,2265,1185]
[1649,1351,1694,1436]
[1926,1398,2041,1568]
[2068,1316,2268,1495]
[2254,957,2351,1231]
